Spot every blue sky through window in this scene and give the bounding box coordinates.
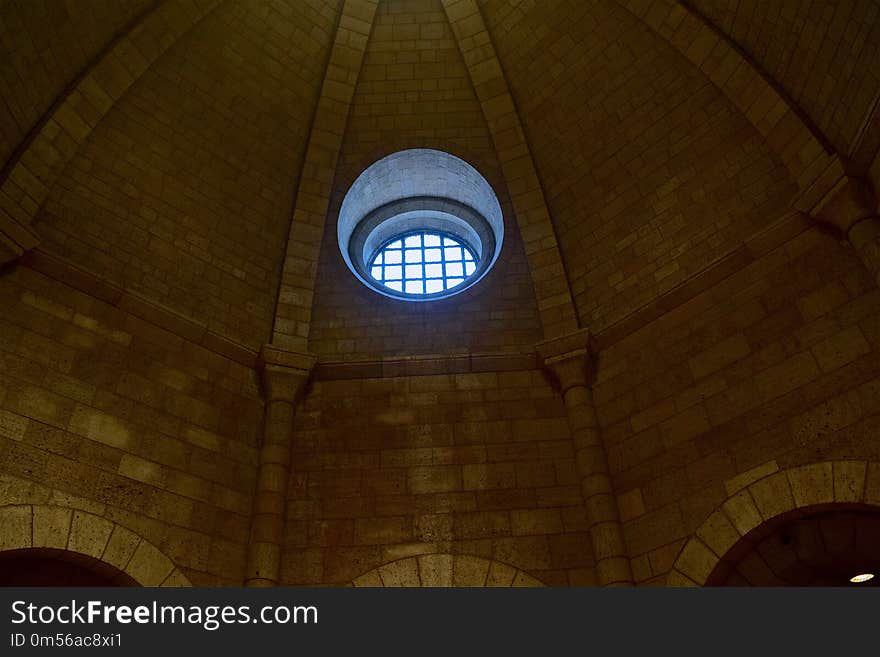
[369,231,477,296]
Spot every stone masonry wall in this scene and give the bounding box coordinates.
[481,0,797,333]
[0,262,263,585]
[33,0,340,350]
[308,0,543,359]
[283,364,595,586]
[594,225,880,584]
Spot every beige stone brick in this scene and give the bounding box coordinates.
[378,557,420,586]
[689,333,751,380]
[67,511,113,558]
[453,554,490,586]
[118,455,166,488]
[126,539,174,586]
[660,405,710,447]
[32,505,72,549]
[417,553,454,586]
[0,409,28,441]
[68,405,134,450]
[101,525,142,572]
[833,460,867,503]
[485,559,517,586]
[755,352,820,401]
[616,488,646,522]
[724,460,778,497]
[408,465,462,494]
[866,463,880,506]
[787,462,834,508]
[811,326,871,373]
[675,538,717,584]
[748,471,795,521]
[696,510,740,558]
[0,505,31,550]
[722,490,762,536]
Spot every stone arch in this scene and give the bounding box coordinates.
[668,460,880,586]
[350,553,545,587]
[612,0,843,212]
[0,0,223,263]
[0,504,191,587]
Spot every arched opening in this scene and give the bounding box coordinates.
[706,505,880,587]
[350,553,544,587]
[338,149,504,301]
[0,547,138,587]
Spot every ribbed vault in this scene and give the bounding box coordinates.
[0,0,878,352]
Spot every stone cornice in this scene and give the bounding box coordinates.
[258,344,318,403]
[535,328,593,394]
[314,352,538,381]
[19,248,259,367]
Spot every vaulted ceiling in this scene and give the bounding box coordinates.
[1,0,878,353]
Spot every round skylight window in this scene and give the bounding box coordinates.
[369,231,478,296]
[338,149,503,301]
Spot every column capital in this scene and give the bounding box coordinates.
[812,174,876,236]
[258,344,317,403]
[536,328,592,392]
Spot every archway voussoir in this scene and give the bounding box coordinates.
[101,525,141,573]
[2,503,189,588]
[832,461,867,503]
[695,510,740,558]
[721,490,762,536]
[32,505,72,549]
[418,553,453,587]
[0,505,32,551]
[684,461,880,585]
[511,571,543,587]
[666,569,698,587]
[748,471,796,520]
[867,463,880,505]
[787,462,834,508]
[351,554,546,587]
[378,557,420,587]
[160,569,192,587]
[675,539,718,584]
[352,570,384,587]
[486,560,517,586]
[67,511,113,559]
[453,554,490,586]
[124,540,174,587]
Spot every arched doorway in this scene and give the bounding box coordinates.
[0,547,138,586]
[0,504,191,587]
[706,506,880,586]
[670,460,880,586]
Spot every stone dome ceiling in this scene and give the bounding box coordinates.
[1,0,878,354]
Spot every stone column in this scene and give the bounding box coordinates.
[244,346,316,587]
[815,176,880,285]
[537,329,633,586]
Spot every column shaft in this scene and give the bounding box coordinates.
[245,399,296,587]
[562,379,633,586]
[244,354,314,587]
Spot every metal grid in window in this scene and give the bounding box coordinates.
[369,231,478,295]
